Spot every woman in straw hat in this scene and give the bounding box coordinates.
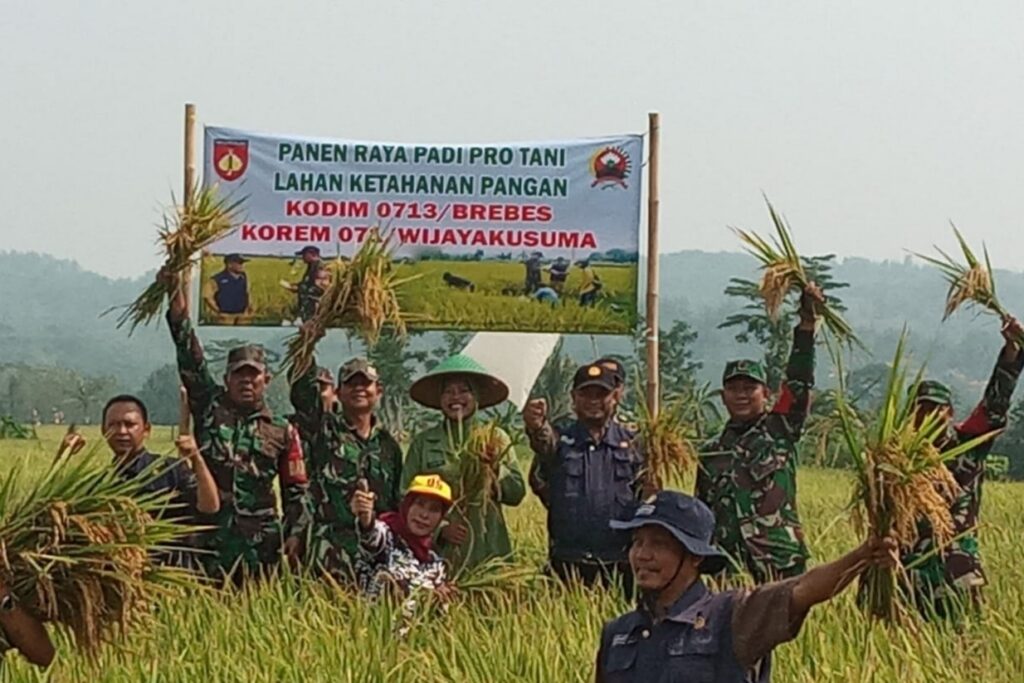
[401,355,526,573]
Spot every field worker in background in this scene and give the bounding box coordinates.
[57,394,220,567]
[533,286,560,306]
[548,256,570,293]
[576,260,603,307]
[594,491,897,683]
[902,315,1023,619]
[290,339,403,581]
[402,355,526,573]
[350,474,456,604]
[695,283,823,583]
[203,254,251,325]
[295,245,324,322]
[160,268,310,584]
[0,578,54,670]
[525,362,650,596]
[524,251,543,293]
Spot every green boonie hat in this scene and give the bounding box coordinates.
[409,354,509,410]
[339,357,379,383]
[914,380,953,406]
[226,345,267,374]
[722,359,768,385]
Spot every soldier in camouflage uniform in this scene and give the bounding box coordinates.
[291,350,403,581]
[163,270,310,582]
[903,316,1023,618]
[695,283,823,583]
[294,246,325,322]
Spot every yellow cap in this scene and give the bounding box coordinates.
[406,474,453,505]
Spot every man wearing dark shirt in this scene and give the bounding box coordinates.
[204,254,251,325]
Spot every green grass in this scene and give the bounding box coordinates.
[2,426,1023,681]
[199,256,638,334]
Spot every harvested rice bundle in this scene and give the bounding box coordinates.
[111,185,244,334]
[457,420,514,511]
[832,334,998,621]
[635,395,698,490]
[0,450,195,651]
[283,230,420,379]
[732,197,859,346]
[915,225,1023,345]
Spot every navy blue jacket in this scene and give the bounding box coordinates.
[116,450,198,521]
[596,578,804,683]
[528,420,643,563]
[212,270,249,314]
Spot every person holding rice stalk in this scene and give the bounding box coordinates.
[349,473,456,604]
[595,491,898,683]
[290,342,404,581]
[902,315,1023,618]
[695,282,824,583]
[160,268,311,583]
[401,355,526,573]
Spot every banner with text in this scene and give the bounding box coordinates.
[200,126,642,334]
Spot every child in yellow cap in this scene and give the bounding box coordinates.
[350,474,455,602]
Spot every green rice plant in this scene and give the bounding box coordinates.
[733,197,860,346]
[830,332,1000,621]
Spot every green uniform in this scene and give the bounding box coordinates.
[695,327,814,583]
[401,418,526,573]
[168,314,311,578]
[903,351,1023,617]
[290,362,403,579]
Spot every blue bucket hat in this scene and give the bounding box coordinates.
[610,491,729,574]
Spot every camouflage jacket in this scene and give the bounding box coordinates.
[168,313,311,574]
[290,361,403,577]
[904,349,1023,608]
[296,260,324,321]
[695,327,814,583]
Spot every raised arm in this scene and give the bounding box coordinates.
[523,398,558,503]
[163,269,220,415]
[958,317,1024,437]
[289,350,325,439]
[770,283,822,435]
[278,424,311,542]
[494,433,527,507]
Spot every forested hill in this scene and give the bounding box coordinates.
[0,249,1018,407]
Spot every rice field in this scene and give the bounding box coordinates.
[2,426,1023,681]
[198,256,637,334]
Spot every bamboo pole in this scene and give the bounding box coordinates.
[181,104,197,430]
[645,112,661,416]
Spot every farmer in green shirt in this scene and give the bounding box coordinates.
[290,346,404,581]
[161,269,311,583]
[695,283,823,583]
[401,355,526,573]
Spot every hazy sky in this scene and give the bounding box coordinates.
[2,0,1022,279]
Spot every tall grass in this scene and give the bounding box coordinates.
[2,428,1023,681]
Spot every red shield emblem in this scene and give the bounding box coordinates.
[213,139,249,182]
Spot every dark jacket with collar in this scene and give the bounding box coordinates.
[528,419,644,563]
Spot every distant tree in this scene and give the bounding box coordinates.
[136,363,181,425]
[367,331,429,437]
[719,254,849,390]
[529,338,576,424]
[426,332,472,370]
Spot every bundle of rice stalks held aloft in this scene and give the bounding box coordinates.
[914,225,1023,346]
[732,197,859,346]
[283,230,420,379]
[111,185,244,334]
[0,450,195,651]
[635,395,698,491]
[831,333,998,621]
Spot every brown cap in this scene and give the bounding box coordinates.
[226,345,267,374]
[338,357,379,383]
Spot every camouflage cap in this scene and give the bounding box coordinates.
[226,345,267,374]
[338,357,379,383]
[315,366,336,385]
[722,359,768,385]
[914,380,953,406]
